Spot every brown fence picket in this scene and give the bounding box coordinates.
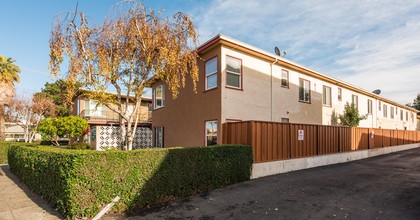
[222,121,420,163]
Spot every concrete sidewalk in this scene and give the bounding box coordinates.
[0,165,62,220]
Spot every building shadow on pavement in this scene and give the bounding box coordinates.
[0,164,63,219]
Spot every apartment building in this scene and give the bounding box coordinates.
[151,34,419,148]
[71,89,153,149]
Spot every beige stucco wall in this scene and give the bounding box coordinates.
[221,46,323,124]
[219,45,417,130]
[151,46,222,147]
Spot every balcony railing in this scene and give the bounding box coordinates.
[80,109,152,123]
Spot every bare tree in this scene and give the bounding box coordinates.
[49,1,199,150]
[6,94,56,143]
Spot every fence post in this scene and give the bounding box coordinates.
[316,125,320,156]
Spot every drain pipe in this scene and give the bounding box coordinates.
[271,58,278,121]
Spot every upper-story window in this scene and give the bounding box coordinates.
[383,104,387,118]
[226,56,242,89]
[390,107,394,119]
[379,101,381,111]
[154,84,165,109]
[85,100,103,117]
[400,110,404,121]
[406,111,409,121]
[338,88,342,101]
[368,100,372,114]
[205,57,218,90]
[323,86,331,107]
[352,95,358,109]
[281,69,289,88]
[299,79,311,103]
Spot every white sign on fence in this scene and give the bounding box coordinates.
[298,130,304,141]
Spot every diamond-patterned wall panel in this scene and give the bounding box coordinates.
[97,126,152,150]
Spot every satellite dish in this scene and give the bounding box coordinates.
[274,46,287,57]
[274,47,281,56]
[372,89,381,95]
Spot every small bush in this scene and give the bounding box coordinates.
[0,142,38,164]
[8,144,253,218]
[0,142,9,164]
[67,142,92,150]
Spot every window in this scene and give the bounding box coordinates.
[400,110,404,121]
[379,101,381,111]
[406,111,409,121]
[205,57,217,90]
[352,95,358,109]
[337,88,342,101]
[205,120,217,146]
[383,104,387,118]
[323,86,331,106]
[154,127,164,148]
[299,79,311,103]
[85,100,103,117]
[226,56,242,89]
[281,69,289,88]
[390,107,394,119]
[154,84,165,109]
[367,100,372,114]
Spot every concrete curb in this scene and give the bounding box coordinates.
[251,143,420,179]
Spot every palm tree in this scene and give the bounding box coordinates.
[0,55,21,140]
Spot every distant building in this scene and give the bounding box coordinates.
[71,89,153,150]
[4,122,41,142]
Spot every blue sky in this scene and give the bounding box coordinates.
[2,0,420,104]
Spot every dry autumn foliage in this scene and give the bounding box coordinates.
[6,94,56,143]
[49,1,199,150]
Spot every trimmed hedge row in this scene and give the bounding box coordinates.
[0,142,38,164]
[8,144,253,218]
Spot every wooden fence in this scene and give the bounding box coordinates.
[222,121,420,163]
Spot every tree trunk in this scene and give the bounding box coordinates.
[0,105,4,141]
[120,118,127,150]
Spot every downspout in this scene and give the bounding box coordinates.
[271,58,278,121]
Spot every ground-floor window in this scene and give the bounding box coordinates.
[205,120,217,146]
[154,127,164,148]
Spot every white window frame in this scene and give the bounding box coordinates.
[281,69,289,88]
[205,57,218,90]
[383,104,387,118]
[338,88,342,101]
[390,107,394,119]
[226,56,242,89]
[352,95,358,109]
[205,120,218,146]
[299,79,311,103]
[154,84,165,109]
[323,86,332,107]
[368,100,372,114]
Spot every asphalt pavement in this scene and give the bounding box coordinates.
[106,147,420,220]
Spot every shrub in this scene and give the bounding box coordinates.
[67,142,92,150]
[8,144,253,218]
[0,142,38,164]
[0,142,9,164]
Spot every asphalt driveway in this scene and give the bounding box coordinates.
[108,147,420,220]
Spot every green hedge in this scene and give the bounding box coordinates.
[8,145,253,218]
[0,142,38,164]
[0,142,10,164]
